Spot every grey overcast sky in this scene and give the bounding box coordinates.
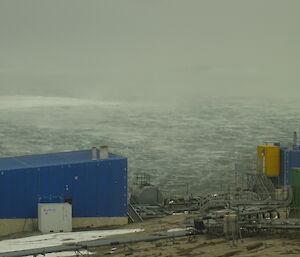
[0,0,299,101]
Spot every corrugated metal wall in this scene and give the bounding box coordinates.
[0,159,127,219]
[280,148,300,185]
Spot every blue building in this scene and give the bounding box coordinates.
[280,146,300,185]
[0,148,128,236]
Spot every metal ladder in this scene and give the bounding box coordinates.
[128,203,143,223]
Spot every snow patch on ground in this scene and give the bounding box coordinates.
[0,229,143,254]
[167,228,189,233]
[25,250,93,257]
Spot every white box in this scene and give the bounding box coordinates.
[38,203,72,233]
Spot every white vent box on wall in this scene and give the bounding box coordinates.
[38,203,72,233]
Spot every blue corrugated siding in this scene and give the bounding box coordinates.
[280,148,300,185]
[0,158,127,219]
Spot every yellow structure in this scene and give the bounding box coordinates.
[257,145,280,177]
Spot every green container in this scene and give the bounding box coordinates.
[290,168,300,217]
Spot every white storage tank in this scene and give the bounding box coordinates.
[38,203,72,233]
[131,186,164,205]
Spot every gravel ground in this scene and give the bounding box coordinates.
[90,215,300,257]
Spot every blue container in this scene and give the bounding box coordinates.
[0,150,127,219]
[280,147,300,185]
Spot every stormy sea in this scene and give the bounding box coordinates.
[0,95,299,197]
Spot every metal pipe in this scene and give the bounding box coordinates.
[91,147,98,160]
[293,131,298,148]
